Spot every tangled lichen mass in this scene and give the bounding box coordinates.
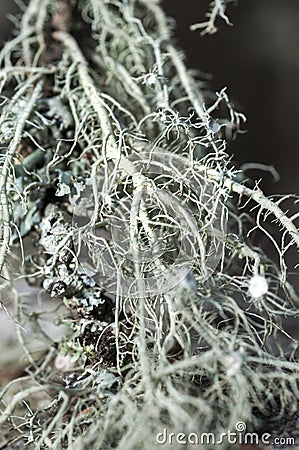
[0,1,298,449]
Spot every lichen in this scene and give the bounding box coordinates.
[0,1,298,449]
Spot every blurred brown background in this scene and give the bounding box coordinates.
[0,1,18,41]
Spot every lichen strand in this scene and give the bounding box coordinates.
[0,0,298,449]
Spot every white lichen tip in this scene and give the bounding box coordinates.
[248,274,269,299]
[222,352,242,377]
[145,73,157,85]
[54,353,74,371]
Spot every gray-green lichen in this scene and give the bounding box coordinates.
[0,1,298,449]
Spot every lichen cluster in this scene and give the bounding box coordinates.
[0,1,298,449]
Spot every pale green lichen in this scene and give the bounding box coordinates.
[0,1,298,449]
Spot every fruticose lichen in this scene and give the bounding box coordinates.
[0,1,298,449]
